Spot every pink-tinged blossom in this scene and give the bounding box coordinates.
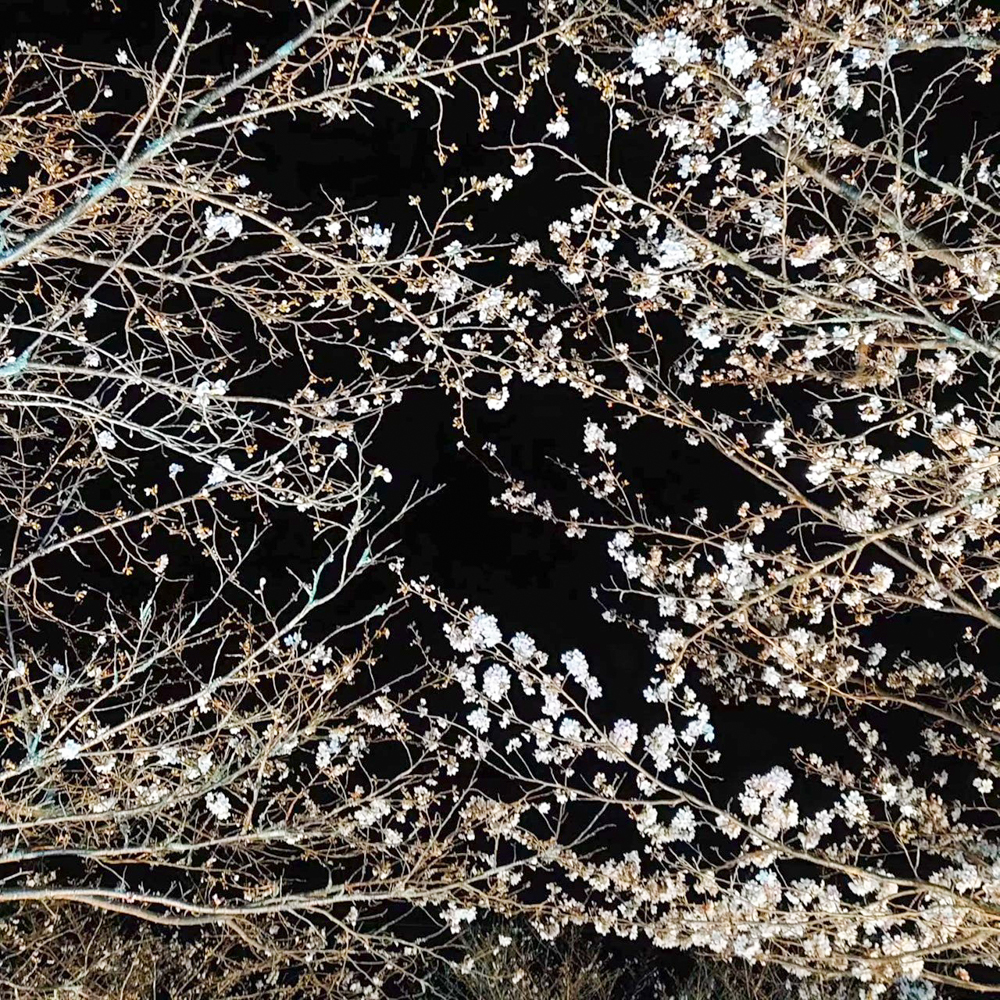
[789,234,832,266]
[716,813,743,838]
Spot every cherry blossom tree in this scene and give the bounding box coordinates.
[0,1,603,995]
[396,0,1000,994]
